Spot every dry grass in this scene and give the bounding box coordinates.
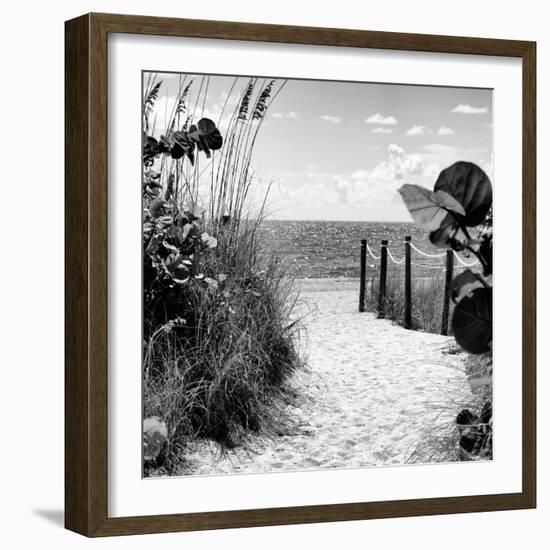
[403,346,493,465]
[362,267,492,464]
[363,267,451,334]
[142,74,303,475]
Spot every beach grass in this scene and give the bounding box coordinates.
[363,267,451,334]
[142,74,303,474]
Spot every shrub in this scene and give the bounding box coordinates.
[398,161,493,461]
[141,74,301,474]
[363,268,449,334]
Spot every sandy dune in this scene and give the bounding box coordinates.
[179,278,473,475]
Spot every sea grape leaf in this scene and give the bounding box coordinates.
[156,215,174,230]
[143,416,168,461]
[164,253,191,284]
[479,234,493,275]
[171,130,195,163]
[186,202,205,220]
[398,184,465,231]
[148,198,165,218]
[434,162,492,226]
[480,402,492,424]
[450,269,484,304]
[451,287,492,354]
[200,232,218,249]
[456,409,478,425]
[428,212,468,249]
[187,118,223,158]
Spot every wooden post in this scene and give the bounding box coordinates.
[359,239,367,312]
[404,236,412,329]
[441,249,454,335]
[377,239,388,318]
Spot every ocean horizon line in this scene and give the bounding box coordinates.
[263,218,413,224]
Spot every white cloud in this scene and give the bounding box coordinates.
[326,145,431,205]
[385,144,424,177]
[365,113,398,125]
[452,104,488,114]
[371,127,394,134]
[421,144,489,174]
[423,143,459,154]
[405,125,432,136]
[265,144,443,219]
[320,115,342,124]
[437,126,456,136]
[271,111,299,119]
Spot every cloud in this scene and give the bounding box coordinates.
[385,144,424,177]
[365,113,398,125]
[452,104,488,114]
[420,144,489,173]
[405,125,432,136]
[320,115,342,124]
[437,126,456,136]
[271,111,299,119]
[325,145,431,205]
[423,143,459,154]
[264,144,444,219]
[371,127,394,134]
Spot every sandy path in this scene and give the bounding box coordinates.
[179,279,472,475]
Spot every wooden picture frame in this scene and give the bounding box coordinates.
[65,12,536,537]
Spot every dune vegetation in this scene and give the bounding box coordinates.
[141,74,303,475]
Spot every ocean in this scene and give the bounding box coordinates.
[258,220,454,279]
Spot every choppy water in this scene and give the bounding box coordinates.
[258,220,451,279]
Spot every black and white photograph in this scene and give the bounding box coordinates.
[142,72,494,477]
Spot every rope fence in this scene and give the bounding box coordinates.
[365,240,478,268]
[359,236,480,335]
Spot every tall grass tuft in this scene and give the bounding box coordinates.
[363,267,450,334]
[142,74,300,475]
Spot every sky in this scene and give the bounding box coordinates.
[145,72,493,222]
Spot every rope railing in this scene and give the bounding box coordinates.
[386,248,405,265]
[409,242,447,258]
[359,236,481,335]
[366,242,380,260]
[366,240,478,268]
[411,262,446,269]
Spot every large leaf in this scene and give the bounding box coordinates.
[451,287,492,354]
[479,233,493,275]
[450,269,483,304]
[188,118,223,158]
[171,130,195,163]
[143,416,168,461]
[428,212,469,249]
[398,184,465,231]
[434,162,492,226]
[148,198,166,218]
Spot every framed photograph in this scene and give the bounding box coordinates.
[65,13,536,537]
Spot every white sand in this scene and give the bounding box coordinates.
[179,278,473,475]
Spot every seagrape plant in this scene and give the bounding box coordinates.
[141,76,301,473]
[398,161,493,460]
[142,129,222,338]
[398,161,492,355]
